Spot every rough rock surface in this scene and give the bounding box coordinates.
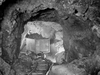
[0,0,100,75]
[0,0,5,5]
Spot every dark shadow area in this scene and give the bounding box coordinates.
[25,8,60,24]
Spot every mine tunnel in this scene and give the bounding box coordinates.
[0,0,100,75]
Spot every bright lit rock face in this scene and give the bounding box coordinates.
[20,21,65,63]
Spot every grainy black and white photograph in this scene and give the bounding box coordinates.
[0,0,100,75]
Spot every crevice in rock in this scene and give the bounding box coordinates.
[90,68,100,75]
[24,8,60,24]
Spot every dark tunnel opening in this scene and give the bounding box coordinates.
[24,8,60,24]
[1,7,61,64]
